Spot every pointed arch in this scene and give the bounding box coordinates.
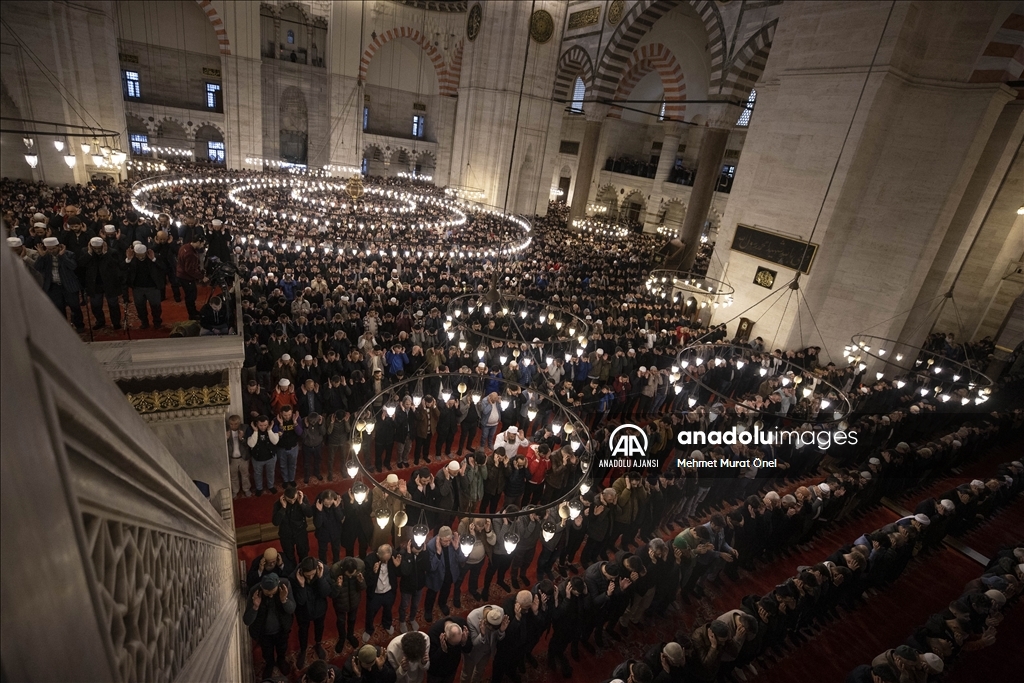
[359,27,448,93]
[553,45,595,101]
[969,3,1024,83]
[194,0,231,55]
[593,1,724,101]
[442,40,464,97]
[718,20,777,103]
[607,43,686,120]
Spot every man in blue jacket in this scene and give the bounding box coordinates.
[425,526,464,621]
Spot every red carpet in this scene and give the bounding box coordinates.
[765,546,982,682]
[955,497,1024,559]
[75,284,222,342]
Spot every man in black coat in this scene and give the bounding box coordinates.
[273,486,314,566]
[313,490,345,564]
[427,616,472,683]
[292,556,332,670]
[247,546,293,589]
[124,243,166,329]
[78,236,124,330]
[243,572,297,678]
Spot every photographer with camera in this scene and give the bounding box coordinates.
[199,295,233,335]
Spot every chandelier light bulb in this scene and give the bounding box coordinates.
[441,389,452,402]
[80,141,92,154]
[64,154,76,168]
[896,354,904,361]
[759,367,767,376]
[352,482,368,504]
[375,509,391,529]
[736,361,745,369]
[413,524,429,547]
[568,501,583,520]
[674,384,683,395]
[500,397,510,411]
[551,420,562,435]
[24,154,38,168]
[920,388,929,397]
[53,138,64,152]
[346,459,359,478]
[694,357,704,366]
[688,397,697,408]
[820,399,831,409]
[876,372,884,380]
[579,479,591,495]
[503,533,520,554]
[896,380,906,389]
[541,522,556,543]
[363,418,375,435]
[460,534,475,556]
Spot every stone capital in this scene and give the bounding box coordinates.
[585,103,612,123]
[703,101,744,130]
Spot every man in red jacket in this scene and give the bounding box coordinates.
[524,444,552,506]
[176,235,206,319]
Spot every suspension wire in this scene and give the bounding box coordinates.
[689,276,795,344]
[769,288,795,350]
[0,19,105,132]
[796,290,834,364]
[791,0,895,276]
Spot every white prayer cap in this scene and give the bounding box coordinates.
[913,514,931,526]
[104,224,116,232]
[278,378,291,387]
[818,483,830,493]
[860,471,872,480]
[42,237,60,247]
[920,653,943,673]
[7,237,23,247]
[896,442,910,453]
[386,474,399,484]
[939,499,955,512]
[33,222,46,228]
[984,589,1005,607]
[970,479,985,488]
[447,460,460,472]
[507,426,518,434]
[281,354,291,361]
[89,237,104,247]
[303,355,313,361]
[869,457,880,465]
[133,243,148,254]
[32,212,46,222]
[212,219,223,226]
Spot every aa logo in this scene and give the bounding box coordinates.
[609,424,648,459]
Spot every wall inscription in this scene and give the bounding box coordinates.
[731,224,817,274]
[568,7,600,30]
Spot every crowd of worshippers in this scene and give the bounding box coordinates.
[847,544,1023,683]
[237,395,1022,682]
[1,176,237,332]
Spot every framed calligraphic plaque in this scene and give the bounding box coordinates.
[731,224,817,274]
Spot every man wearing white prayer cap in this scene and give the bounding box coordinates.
[125,239,165,329]
[35,235,85,331]
[79,234,124,330]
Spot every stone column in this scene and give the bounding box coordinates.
[679,105,740,267]
[654,122,685,183]
[569,105,609,223]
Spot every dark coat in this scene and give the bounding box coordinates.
[313,498,345,541]
[291,565,332,620]
[272,497,313,542]
[78,250,123,297]
[329,557,366,613]
[243,578,296,639]
[34,251,81,292]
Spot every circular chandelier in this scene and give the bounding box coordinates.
[130,174,534,259]
[571,217,629,239]
[847,334,993,405]
[675,342,854,424]
[346,374,594,519]
[444,291,592,362]
[645,269,735,310]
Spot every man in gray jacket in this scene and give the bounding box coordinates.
[226,414,252,497]
[462,605,507,683]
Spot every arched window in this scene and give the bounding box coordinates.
[570,76,585,113]
[736,89,756,127]
[659,101,666,121]
[286,30,295,45]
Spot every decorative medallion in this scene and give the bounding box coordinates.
[530,9,554,44]
[345,174,365,200]
[607,0,625,26]
[753,266,777,289]
[466,3,482,41]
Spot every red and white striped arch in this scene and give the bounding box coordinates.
[607,43,686,120]
[194,0,231,55]
[969,4,1024,84]
[358,27,452,96]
